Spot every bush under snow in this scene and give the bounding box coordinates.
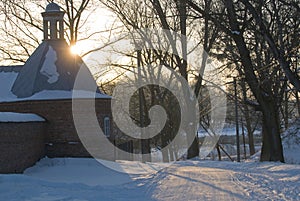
[282,118,300,164]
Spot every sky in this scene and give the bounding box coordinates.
[0,1,119,65]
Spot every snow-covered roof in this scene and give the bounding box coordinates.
[0,71,18,99]
[0,67,110,103]
[0,112,45,122]
[3,40,109,100]
[11,40,98,98]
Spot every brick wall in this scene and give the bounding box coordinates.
[0,98,115,159]
[0,122,45,173]
[0,97,139,173]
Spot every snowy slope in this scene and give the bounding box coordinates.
[0,158,299,201]
[24,158,148,186]
[249,118,300,164]
[282,118,300,164]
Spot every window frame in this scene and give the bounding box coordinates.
[103,116,111,137]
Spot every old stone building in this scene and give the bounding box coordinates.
[0,2,119,173]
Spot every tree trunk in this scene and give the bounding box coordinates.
[284,89,289,129]
[186,88,199,159]
[162,148,169,162]
[240,79,256,155]
[161,133,170,162]
[169,145,175,161]
[260,100,284,162]
[216,145,222,161]
[187,137,199,159]
[244,111,256,155]
[296,91,300,116]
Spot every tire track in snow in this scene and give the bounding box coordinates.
[151,164,249,201]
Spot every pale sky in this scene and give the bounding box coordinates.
[0,1,120,65]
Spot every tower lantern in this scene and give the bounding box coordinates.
[42,2,65,40]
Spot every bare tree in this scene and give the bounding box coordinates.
[188,0,300,162]
[0,0,101,64]
[100,0,224,159]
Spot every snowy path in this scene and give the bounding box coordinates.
[151,165,247,200]
[148,161,300,201]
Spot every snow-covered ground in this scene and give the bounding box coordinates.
[282,118,300,164]
[0,158,299,201]
[1,120,299,200]
[198,124,262,137]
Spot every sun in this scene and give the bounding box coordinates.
[70,44,80,55]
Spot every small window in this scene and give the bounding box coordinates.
[47,21,51,39]
[104,117,110,137]
[56,21,60,39]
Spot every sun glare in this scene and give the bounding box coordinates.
[70,45,80,55]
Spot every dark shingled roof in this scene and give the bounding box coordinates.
[46,2,61,12]
[0,65,23,73]
[11,40,97,98]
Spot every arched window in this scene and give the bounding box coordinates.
[104,117,110,137]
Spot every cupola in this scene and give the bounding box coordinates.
[42,2,65,40]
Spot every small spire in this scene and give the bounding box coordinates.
[42,2,65,40]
